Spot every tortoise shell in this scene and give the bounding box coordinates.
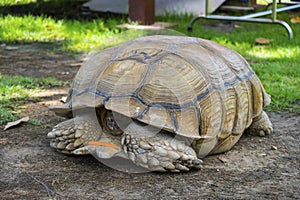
[52,35,269,143]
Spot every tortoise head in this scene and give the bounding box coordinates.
[85,109,130,159]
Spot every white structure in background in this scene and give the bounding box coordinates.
[83,0,226,16]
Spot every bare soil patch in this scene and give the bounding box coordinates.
[0,43,299,199]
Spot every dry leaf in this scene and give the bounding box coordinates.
[60,96,68,103]
[5,46,19,51]
[291,16,300,24]
[4,116,30,131]
[255,38,273,45]
[218,156,230,163]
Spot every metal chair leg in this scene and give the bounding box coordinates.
[187,0,299,39]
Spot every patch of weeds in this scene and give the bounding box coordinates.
[0,74,65,124]
[0,105,17,124]
[29,118,42,126]
[28,118,53,128]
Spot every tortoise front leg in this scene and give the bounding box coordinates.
[47,115,102,154]
[246,111,273,137]
[121,122,202,172]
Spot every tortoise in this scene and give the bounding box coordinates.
[47,35,273,172]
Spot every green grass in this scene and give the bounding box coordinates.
[0,14,125,51]
[0,0,37,6]
[0,74,65,124]
[0,0,299,126]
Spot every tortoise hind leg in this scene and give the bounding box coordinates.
[246,111,273,137]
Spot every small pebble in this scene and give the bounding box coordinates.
[258,153,267,156]
[271,145,278,150]
[164,188,176,194]
[218,156,230,163]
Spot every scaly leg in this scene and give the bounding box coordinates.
[246,111,273,136]
[47,115,102,154]
[121,122,202,172]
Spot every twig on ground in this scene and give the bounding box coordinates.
[27,174,61,199]
[27,173,53,199]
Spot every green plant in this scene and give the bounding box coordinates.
[0,74,65,124]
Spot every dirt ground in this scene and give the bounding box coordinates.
[0,43,299,200]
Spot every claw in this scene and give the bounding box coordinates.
[259,130,266,137]
[73,146,90,155]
